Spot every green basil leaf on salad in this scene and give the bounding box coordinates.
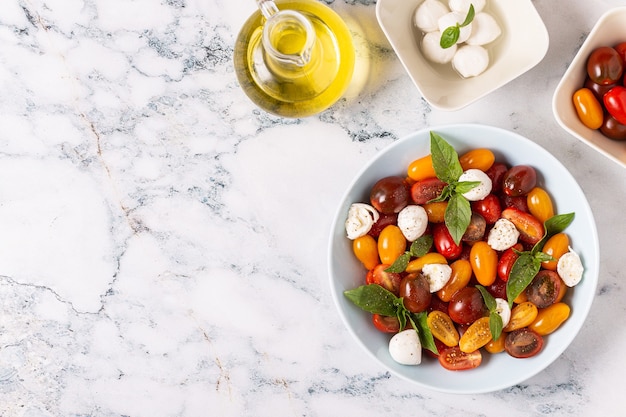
[344,284,398,317]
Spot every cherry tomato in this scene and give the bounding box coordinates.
[407,154,436,182]
[600,113,626,141]
[428,295,449,314]
[529,302,571,336]
[372,314,400,333]
[370,176,410,214]
[541,233,570,271]
[505,328,544,358]
[471,194,502,224]
[352,235,379,270]
[462,213,486,243]
[448,287,487,325]
[437,259,472,302]
[526,187,554,224]
[377,225,406,265]
[501,207,544,245]
[573,87,604,129]
[400,272,432,313]
[502,165,537,197]
[525,269,563,309]
[427,310,460,347]
[438,346,482,371]
[484,332,506,354]
[423,201,447,223]
[410,177,447,205]
[405,252,447,273]
[615,42,626,63]
[368,212,398,238]
[459,317,492,353]
[469,241,497,286]
[459,148,495,172]
[604,86,626,125]
[369,264,403,294]
[433,223,463,260]
[500,194,529,212]
[584,77,616,101]
[485,162,508,193]
[503,301,538,332]
[587,46,624,85]
[486,277,507,299]
[497,243,523,281]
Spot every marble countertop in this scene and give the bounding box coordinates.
[0,0,624,415]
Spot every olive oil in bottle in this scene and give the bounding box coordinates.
[233,0,355,118]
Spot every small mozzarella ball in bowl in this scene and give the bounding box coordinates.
[415,0,450,33]
[438,12,473,44]
[466,13,502,46]
[453,45,490,78]
[449,0,485,13]
[422,31,457,64]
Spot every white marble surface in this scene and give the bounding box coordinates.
[0,0,624,415]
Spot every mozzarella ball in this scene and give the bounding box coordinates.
[389,329,422,365]
[449,0,486,14]
[415,0,450,33]
[422,263,453,292]
[422,31,457,64]
[453,44,489,78]
[495,298,511,328]
[466,13,501,46]
[487,218,520,251]
[397,205,429,241]
[458,169,492,201]
[438,12,473,44]
[557,248,584,287]
[345,203,379,240]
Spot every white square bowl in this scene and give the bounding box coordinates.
[376,0,549,111]
[552,7,626,169]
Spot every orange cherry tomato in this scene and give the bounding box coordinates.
[501,207,544,245]
[469,241,498,286]
[503,301,538,332]
[405,252,447,273]
[484,332,506,354]
[427,310,460,347]
[541,233,570,271]
[513,290,528,304]
[407,154,436,182]
[573,87,604,129]
[352,235,379,270]
[529,302,571,336]
[377,225,406,265]
[459,148,495,172]
[459,317,492,353]
[423,201,447,223]
[437,259,472,302]
[527,187,555,224]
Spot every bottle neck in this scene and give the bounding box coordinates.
[262,9,316,68]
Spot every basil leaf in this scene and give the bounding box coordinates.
[489,311,503,341]
[410,235,433,257]
[533,212,575,254]
[454,180,481,194]
[344,284,398,317]
[385,252,410,273]
[476,285,496,311]
[430,132,463,182]
[506,253,541,308]
[444,193,472,245]
[460,4,475,27]
[439,26,460,49]
[408,312,438,355]
[535,252,554,263]
[397,308,407,332]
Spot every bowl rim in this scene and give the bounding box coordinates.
[328,123,599,394]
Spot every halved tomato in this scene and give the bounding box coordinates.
[505,328,544,358]
[372,314,400,333]
[438,346,482,371]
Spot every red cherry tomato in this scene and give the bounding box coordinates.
[438,346,482,371]
[471,193,502,224]
[486,277,507,299]
[370,176,410,214]
[587,46,624,85]
[368,212,398,238]
[604,86,626,125]
[600,113,626,141]
[372,314,401,333]
[369,264,402,295]
[497,243,523,281]
[410,177,447,205]
[485,162,508,192]
[502,165,537,197]
[448,287,487,325]
[501,207,544,245]
[433,223,463,260]
[614,42,626,64]
[505,328,544,358]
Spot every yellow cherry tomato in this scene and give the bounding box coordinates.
[484,332,506,354]
[459,317,492,353]
[527,187,555,224]
[469,241,498,286]
[377,225,406,265]
[459,148,495,172]
[405,252,447,273]
[437,259,472,302]
[352,235,379,270]
[529,302,571,336]
[427,310,460,347]
[541,233,570,271]
[407,154,436,182]
[503,302,538,332]
[423,201,448,223]
[573,87,604,129]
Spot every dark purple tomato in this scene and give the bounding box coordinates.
[462,212,486,242]
[584,77,616,101]
[587,46,624,85]
[600,113,626,141]
[502,165,537,197]
[370,176,410,214]
[368,212,398,238]
[400,273,432,313]
[428,294,449,314]
[485,162,508,193]
[410,177,447,205]
[448,287,487,325]
[486,277,507,299]
[471,194,502,224]
[525,269,563,309]
[500,194,529,212]
[433,223,463,260]
[505,328,544,358]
